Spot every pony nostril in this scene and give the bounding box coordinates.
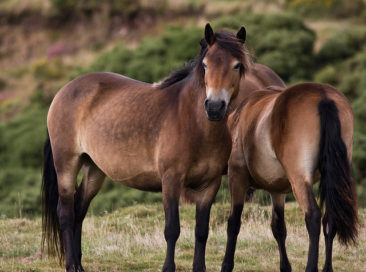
[220,101,226,110]
[204,99,209,109]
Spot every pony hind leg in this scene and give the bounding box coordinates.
[321,212,336,272]
[289,176,321,272]
[74,155,106,271]
[54,154,82,272]
[221,166,250,272]
[270,193,291,272]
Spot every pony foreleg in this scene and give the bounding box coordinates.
[162,173,182,272]
[321,213,336,272]
[270,193,291,272]
[192,179,221,272]
[221,166,250,272]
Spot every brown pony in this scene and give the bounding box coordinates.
[41,24,250,272]
[221,83,359,272]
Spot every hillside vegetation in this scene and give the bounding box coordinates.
[1,202,365,271]
[1,0,366,218]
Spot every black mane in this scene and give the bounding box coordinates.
[156,30,248,89]
[156,57,201,89]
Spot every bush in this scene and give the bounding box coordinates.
[50,0,166,18]
[0,106,47,169]
[317,28,366,66]
[0,168,42,217]
[213,13,316,81]
[285,0,365,18]
[82,13,315,83]
[32,57,65,80]
[314,65,338,85]
[81,26,203,83]
[338,49,366,99]
[50,0,75,15]
[0,78,6,91]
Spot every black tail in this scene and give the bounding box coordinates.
[318,98,358,246]
[41,132,64,260]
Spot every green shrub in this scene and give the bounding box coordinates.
[50,0,166,18]
[0,168,42,217]
[82,26,202,83]
[0,106,47,169]
[32,57,65,80]
[0,78,6,91]
[213,13,316,81]
[50,0,75,15]
[285,0,365,18]
[82,13,315,83]
[317,28,366,65]
[314,65,338,85]
[255,30,314,81]
[337,49,366,99]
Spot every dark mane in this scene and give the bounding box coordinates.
[156,29,250,89]
[156,56,202,89]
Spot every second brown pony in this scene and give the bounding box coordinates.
[221,83,359,272]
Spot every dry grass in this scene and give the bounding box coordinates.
[0,202,365,271]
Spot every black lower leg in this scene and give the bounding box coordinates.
[221,204,243,272]
[322,214,336,272]
[57,197,77,272]
[271,206,291,272]
[192,203,212,272]
[163,199,180,272]
[73,188,89,271]
[305,208,321,272]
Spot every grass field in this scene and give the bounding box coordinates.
[0,202,365,272]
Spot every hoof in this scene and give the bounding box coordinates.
[66,263,84,272]
[193,266,206,272]
[322,265,333,272]
[77,264,85,272]
[162,264,176,272]
[221,262,234,272]
[280,261,292,272]
[65,265,77,272]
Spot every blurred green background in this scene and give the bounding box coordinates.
[0,0,366,217]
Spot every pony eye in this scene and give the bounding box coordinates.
[202,62,208,70]
[233,63,241,71]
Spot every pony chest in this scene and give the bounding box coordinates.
[186,153,227,187]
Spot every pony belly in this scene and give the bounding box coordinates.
[250,157,289,190]
[248,141,290,192]
[111,171,162,192]
[87,151,162,192]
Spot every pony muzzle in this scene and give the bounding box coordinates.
[204,99,227,121]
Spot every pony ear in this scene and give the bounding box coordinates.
[236,26,246,44]
[200,38,208,49]
[205,23,215,46]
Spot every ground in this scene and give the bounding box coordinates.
[0,202,365,271]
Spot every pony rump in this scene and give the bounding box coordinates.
[41,133,64,261]
[318,98,359,246]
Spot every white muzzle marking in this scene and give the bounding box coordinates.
[206,87,229,104]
